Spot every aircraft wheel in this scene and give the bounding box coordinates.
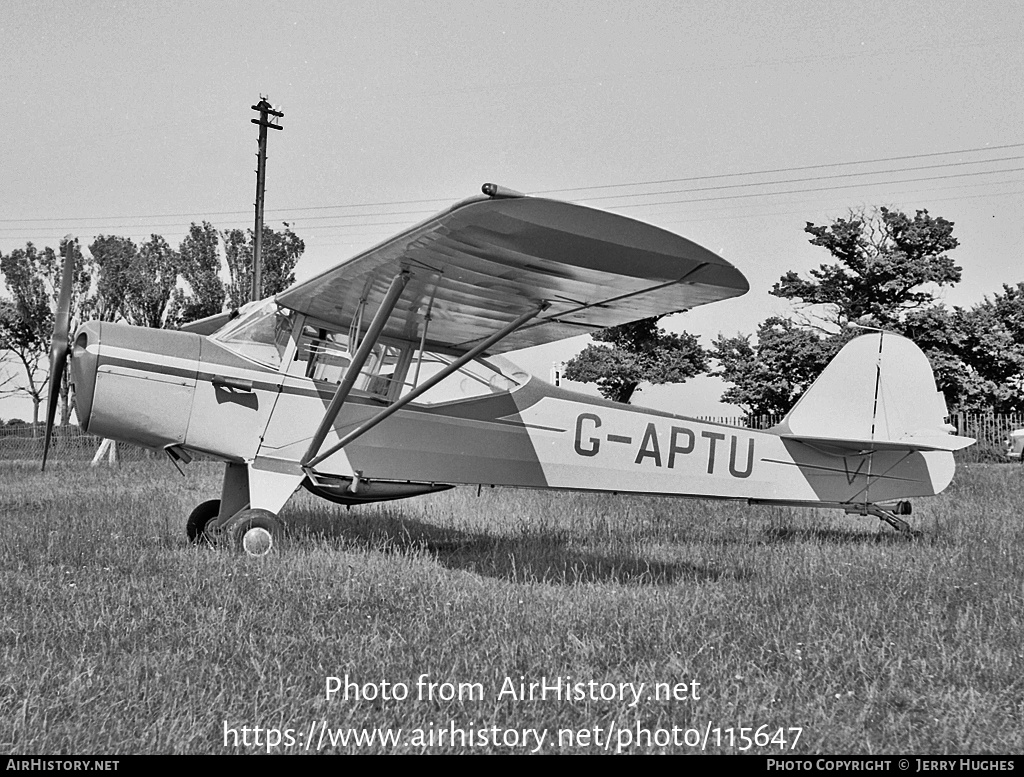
[228,509,283,557]
[186,499,222,545]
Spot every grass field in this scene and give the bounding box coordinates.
[1,458,1022,754]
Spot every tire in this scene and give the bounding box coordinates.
[186,499,222,545]
[227,509,284,557]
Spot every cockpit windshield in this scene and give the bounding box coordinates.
[211,300,293,369]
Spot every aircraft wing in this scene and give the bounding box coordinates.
[275,188,749,353]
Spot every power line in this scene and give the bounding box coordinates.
[623,175,1024,219]
[82,179,1016,252]
[2,162,1019,240]
[273,181,1024,249]
[0,199,453,225]
[649,187,1024,229]
[1,162,1021,247]
[310,178,1024,246]
[1,142,1020,226]
[533,143,1024,195]
[594,167,1024,210]
[575,156,1024,203]
[1,160,1018,238]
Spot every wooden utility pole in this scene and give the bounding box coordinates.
[250,97,284,302]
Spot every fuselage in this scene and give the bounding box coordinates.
[69,302,955,510]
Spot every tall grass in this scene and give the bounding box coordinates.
[1,459,1021,753]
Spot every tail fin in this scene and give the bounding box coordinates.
[773,332,974,452]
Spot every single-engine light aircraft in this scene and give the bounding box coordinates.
[43,184,974,554]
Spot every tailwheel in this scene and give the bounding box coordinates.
[186,499,222,546]
[868,502,918,536]
[875,509,914,535]
[846,501,920,537]
[227,509,284,557]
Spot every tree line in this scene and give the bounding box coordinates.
[564,205,1024,415]
[4,205,1022,427]
[0,222,304,425]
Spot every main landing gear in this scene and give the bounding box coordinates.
[185,499,285,557]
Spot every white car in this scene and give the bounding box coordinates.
[1006,429,1024,462]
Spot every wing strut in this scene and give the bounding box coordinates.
[301,270,411,467]
[304,303,546,471]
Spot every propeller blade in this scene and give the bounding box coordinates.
[42,240,76,471]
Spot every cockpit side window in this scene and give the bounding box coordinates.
[293,324,406,400]
[281,314,529,405]
[402,351,528,404]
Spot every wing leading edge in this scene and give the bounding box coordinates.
[276,187,749,353]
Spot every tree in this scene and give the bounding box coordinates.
[711,317,848,416]
[885,287,1024,413]
[169,221,225,326]
[953,283,1024,412]
[1,242,53,342]
[773,207,961,330]
[89,234,181,328]
[125,234,179,328]
[562,317,708,404]
[0,299,47,425]
[0,239,90,425]
[89,235,140,322]
[715,206,964,415]
[224,223,304,308]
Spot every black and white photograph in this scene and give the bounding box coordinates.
[1,0,1021,758]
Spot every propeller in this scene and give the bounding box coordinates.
[42,239,76,471]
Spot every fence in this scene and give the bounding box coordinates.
[0,424,158,462]
[947,411,1024,462]
[2,412,1019,465]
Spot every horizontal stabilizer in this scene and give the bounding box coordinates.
[779,432,976,453]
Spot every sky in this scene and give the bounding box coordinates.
[1,0,1022,420]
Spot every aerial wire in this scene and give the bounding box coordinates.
[1,141,1020,226]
